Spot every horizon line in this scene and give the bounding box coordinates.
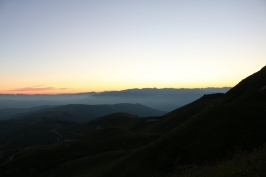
[0,86,232,95]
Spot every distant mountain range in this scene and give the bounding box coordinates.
[81,87,230,111]
[0,87,231,111]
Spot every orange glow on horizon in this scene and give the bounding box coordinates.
[0,82,236,95]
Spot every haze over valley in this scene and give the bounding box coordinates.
[0,87,230,112]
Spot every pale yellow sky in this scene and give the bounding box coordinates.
[0,1,265,94]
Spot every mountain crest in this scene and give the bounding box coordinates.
[224,65,266,102]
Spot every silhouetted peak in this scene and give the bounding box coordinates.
[224,65,266,102]
[260,65,266,71]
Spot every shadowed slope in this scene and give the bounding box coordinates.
[130,93,224,134]
[94,66,266,176]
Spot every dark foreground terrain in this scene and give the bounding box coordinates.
[0,66,265,177]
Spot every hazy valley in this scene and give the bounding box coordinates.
[0,87,230,112]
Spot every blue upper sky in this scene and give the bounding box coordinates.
[0,0,265,94]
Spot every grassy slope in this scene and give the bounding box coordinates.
[179,146,266,177]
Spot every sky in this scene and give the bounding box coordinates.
[0,0,265,94]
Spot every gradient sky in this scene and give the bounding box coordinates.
[0,0,265,94]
